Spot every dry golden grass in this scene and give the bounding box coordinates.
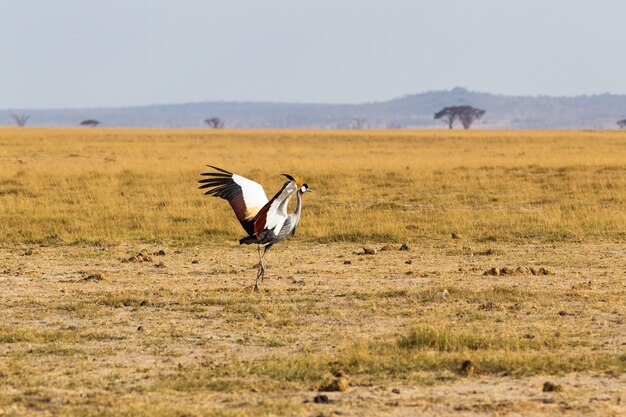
[1,127,625,244]
[0,128,625,416]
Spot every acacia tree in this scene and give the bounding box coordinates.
[80,119,101,127]
[434,106,485,129]
[204,117,224,128]
[11,114,30,127]
[617,119,626,129]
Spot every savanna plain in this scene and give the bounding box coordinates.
[0,128,625,416]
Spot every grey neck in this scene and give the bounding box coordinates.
[291,189,303,224]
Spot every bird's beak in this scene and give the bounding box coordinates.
[306,189,312,193]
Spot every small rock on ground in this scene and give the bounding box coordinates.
[319,377,349,392]
[313,394,330,404]
[82,273,104,282]
[363,246,377,255]
[122,252,153,263]
[543,381,564,392]
[460,360,475,377]
[483,266,553,276]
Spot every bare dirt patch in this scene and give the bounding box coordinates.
[0,241,624,416]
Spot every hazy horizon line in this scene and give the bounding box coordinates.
[4,86,626,112]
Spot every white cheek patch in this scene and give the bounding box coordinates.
[300,186,306,192]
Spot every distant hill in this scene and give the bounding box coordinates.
[3,87,626,129]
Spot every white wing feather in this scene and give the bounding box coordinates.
[232,174,269,215]
[264,181,297,231]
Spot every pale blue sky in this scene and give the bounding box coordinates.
[1,0,625,108]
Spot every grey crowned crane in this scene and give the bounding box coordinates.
[199,165,311,291]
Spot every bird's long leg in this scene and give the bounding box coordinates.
[254,245,265,292]
[259,246,267,282]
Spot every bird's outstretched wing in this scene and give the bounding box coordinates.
[254,177,297,238]
[199,165,269,236]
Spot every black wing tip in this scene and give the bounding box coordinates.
[205,165,233,175]
[200,165,233,188]
[199,172,230,178]
[282,173,295,181]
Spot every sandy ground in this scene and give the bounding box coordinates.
[1,240,625,416]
